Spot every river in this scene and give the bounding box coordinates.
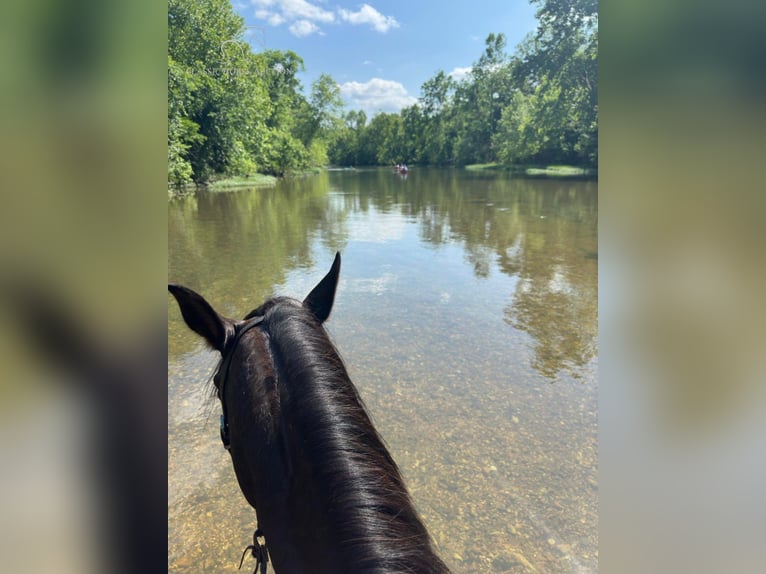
[168,167,597,573]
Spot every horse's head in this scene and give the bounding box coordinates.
[168,253,344,571]
[168,251,341,446]
[170,253,339,455]
[169,252,451,573]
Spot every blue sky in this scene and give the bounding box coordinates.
[232,0,539,116]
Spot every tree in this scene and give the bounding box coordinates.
[295,74,344,167]
[168,0,339,183]
[400,104,424,163]
[168,0,598,184]
[365,113,404,165]
[449,33,513,164]
[168,0,264,182]
[310,74,344,138]
[509,0,598,166]
[418,71,455,164]
[493,90,542,164]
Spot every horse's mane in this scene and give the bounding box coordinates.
[257,297,451,573]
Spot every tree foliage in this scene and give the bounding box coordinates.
[167,0,343,185]
[168,0,597,185]
[327,1,597,169]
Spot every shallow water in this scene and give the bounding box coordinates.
[168,168,597,573]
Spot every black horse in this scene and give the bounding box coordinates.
[169,253,451,573]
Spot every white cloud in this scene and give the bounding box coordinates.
[339,78,416,115]
[252,0,335,32]
[281,0,335,22]
[264,0,332,21]
[255,9,286,26]
[251,1,399,36]
[289,19,320,37]
[338,4,399,33]
[448,66,472,81]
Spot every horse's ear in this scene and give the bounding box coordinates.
[303,252,341,324]
[168,284,232,352]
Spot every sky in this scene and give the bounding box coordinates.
[231,0,539,117]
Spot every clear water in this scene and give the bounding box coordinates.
[168,168,597,573]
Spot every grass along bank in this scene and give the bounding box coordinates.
[206,173,278,190]
[465,163,596,178]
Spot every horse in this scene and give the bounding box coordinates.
[168,253,451,573]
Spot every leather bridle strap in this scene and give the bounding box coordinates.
[238,527,268,573]
[218,315,264,450]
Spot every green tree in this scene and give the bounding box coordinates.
[168,0,278,183]
[493,89,542,164]
[418,71,455,164]
[449,34,512,164]
[168,55,203,186]
[168,0,337,184]
[169,0,252,181]
[328,110,369,165]
[310,74,344,139]
[361,113,398,165]
[167,0,599,183]
[295,74,344,166]
[400,104,424,163]
[507,0,598,166]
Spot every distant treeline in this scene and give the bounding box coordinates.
[168,0,597,187]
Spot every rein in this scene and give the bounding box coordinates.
[216,315,271,573]
[217,315,264,450]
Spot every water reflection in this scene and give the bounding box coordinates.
[168,172,345,355]
[170,170,596,379]
[326,170,598,380]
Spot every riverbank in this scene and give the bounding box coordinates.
[206,173,278,190]
[168,173,278,197]
[465,163,597,179]
[168,168,330,196]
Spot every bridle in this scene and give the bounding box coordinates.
[215,314,271,573]
[216,315,265,450]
